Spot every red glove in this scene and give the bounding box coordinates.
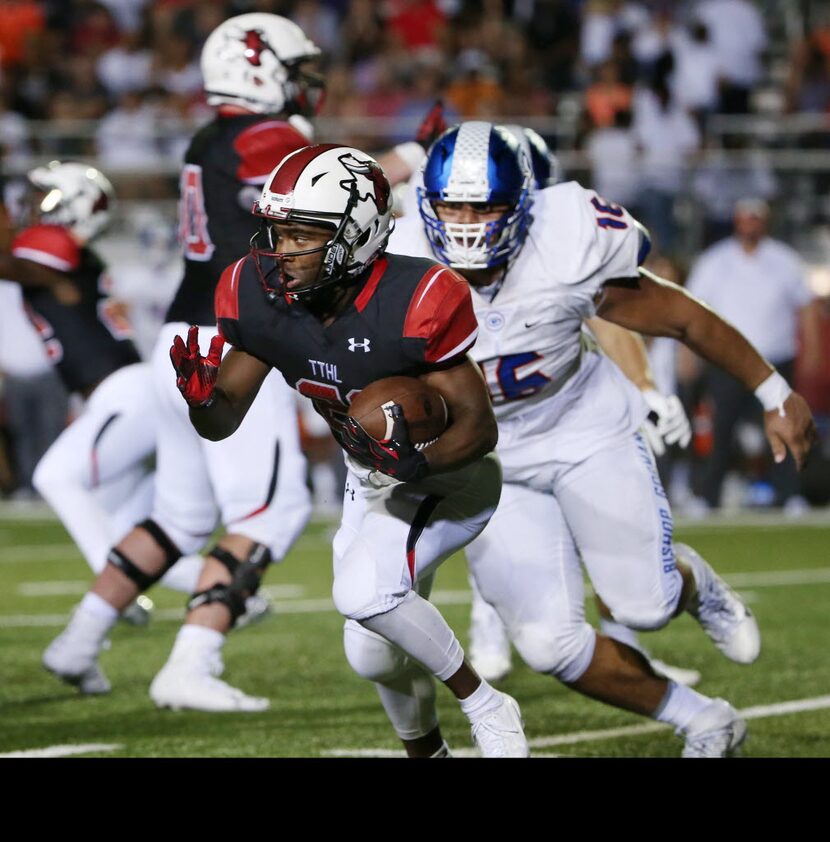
[415,100,447,151]
[170,325,224,407]
[341,404,429,483]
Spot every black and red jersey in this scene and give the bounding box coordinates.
[166,113,310,326]
[11,224,141,394]
[215,253,479,447]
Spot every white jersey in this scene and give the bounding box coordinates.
[388,181,648,471]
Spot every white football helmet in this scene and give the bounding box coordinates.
[27,161,115,242]
[252,144,395,300]
[201,13,323,116]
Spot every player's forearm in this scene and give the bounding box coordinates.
[422,407,498,474]
[188,389,246,441]
[0,255,64,288]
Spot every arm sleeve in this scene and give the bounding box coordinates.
[214,257,247,349]
[403,265,479,364]
[10,225,81,272]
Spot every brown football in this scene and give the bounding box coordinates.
[348,376,448,445]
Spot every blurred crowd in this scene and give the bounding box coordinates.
[1,0,830,515]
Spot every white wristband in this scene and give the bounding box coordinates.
[754,371,791,415]
[393,141,427,172]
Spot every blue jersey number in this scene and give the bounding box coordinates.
[480,352,550,403]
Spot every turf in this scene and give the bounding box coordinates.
[0,512,828,757]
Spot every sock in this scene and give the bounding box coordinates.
[654,681,711,732]
[80,591,119,623]
[169,623,225,661]
[459,679,501,720]
[600,618,647,656]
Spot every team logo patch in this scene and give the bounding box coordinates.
[339,153,390,214]
[348,337,371,353]
[485,312,505,331]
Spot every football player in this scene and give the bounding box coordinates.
[1,164,206,654]
[392,120,701,687]
[172,143,529,757]
[42,14,318,710]
[388,121,816,756]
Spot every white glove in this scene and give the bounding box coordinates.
[641,389,692,457]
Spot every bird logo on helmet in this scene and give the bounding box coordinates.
[201,13,323,116]
[26,160,115,243]
[250,144,395,302]
[417,121,534,269]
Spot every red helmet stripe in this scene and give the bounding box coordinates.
[267,143,343,195]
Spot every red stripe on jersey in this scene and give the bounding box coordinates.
[214,256,247,322]
[403,266,479,364]
[354,256,388,313]
[11,225,80,272]
[234,121,310,184]
[267,143,341,195]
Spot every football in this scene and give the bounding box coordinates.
[348,376,448,445]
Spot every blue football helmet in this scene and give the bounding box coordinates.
[503,125,561,189]
[417,121,534,269]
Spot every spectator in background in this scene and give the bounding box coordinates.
[670,18,721,126]
[632,68,700,255]
[685,198,823,512]
[0,87,32,169]
[691,132,778,245]
[694,0,767,114]
[95,90,161,172]
[445,49,506,118]
[580,0,651,69]
[96,28,153,99]
[385,0,447,52]
[585,58,632,128]
[585,107,640,209]
[0,0,45,73]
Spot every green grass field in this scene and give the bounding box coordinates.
[1,509,829,758]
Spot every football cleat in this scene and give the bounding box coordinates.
[470,691,530,758]
[42,607,113,694]
[430,740,453,758]
[120,595,154,627]
[150,665,269,713]
[676,543,761,664]
[681,699,747,758]
[235,593,273,630]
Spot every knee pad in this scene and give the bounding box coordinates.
[343,621,407,683]
[186,542,272,626]
[106,518,182,591]
[609,601,675,632]
[513,621,596,683]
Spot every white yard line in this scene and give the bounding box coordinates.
[323,694,830,757]
[0,743,122,759]
[1,568,828,627]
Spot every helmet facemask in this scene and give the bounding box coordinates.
[417,122,534,270]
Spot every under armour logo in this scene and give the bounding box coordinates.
[348,337,371,352]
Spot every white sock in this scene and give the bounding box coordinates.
[459,679,501,721]
[600,618,646,655]
[170,623,225,659]
[655,681,711,731]
[80,592,119,623]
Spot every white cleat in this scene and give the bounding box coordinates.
[649,658,702,688]
[235,593,273,630]
[676,542,761,664]
[120,596,154,627]
[150,664,269,713]
[42,609,112,695]
[471,691,530,758]
[681,699,747,757]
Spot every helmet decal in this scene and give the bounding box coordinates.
[339,153,390,215]
[242,29,271,67]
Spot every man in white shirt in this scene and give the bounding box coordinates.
[686,198,822,509]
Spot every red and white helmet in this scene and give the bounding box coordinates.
[201,13,323,116]
[27,160,114,242]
